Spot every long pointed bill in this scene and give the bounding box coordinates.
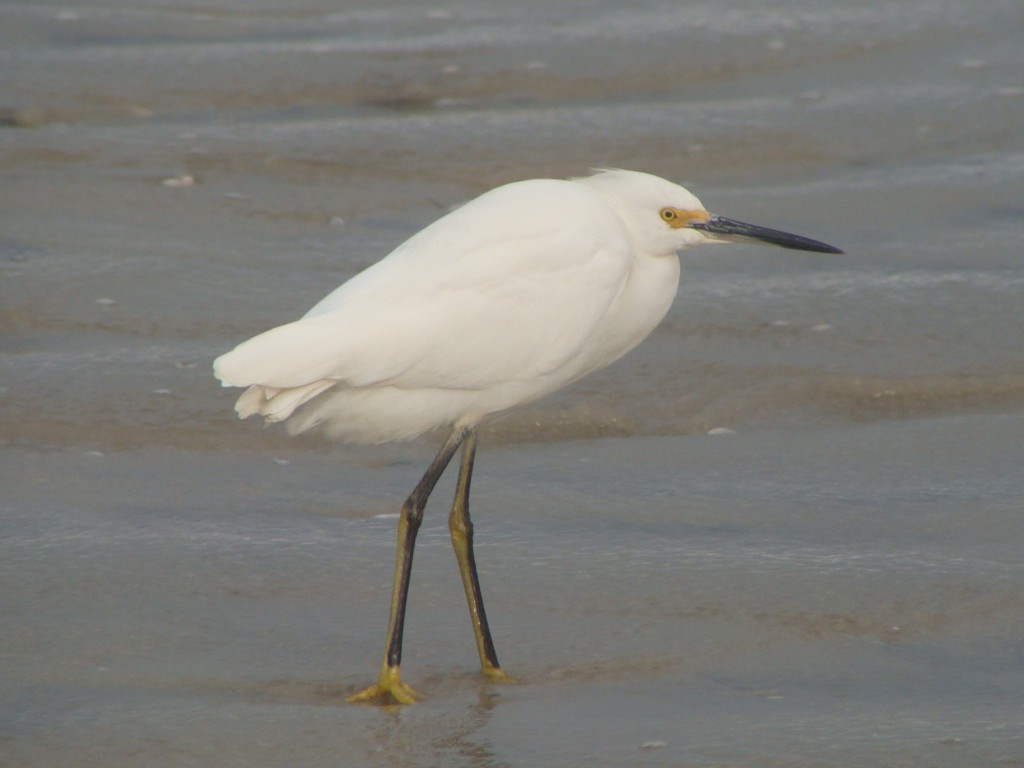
[692,215,843,254]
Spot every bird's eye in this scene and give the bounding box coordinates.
[660,208,677,222]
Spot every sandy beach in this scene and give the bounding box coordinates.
[3,2,1023,766]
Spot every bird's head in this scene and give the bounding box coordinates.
[580,169,842,256]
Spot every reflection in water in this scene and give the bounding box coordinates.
[356,682,511,768]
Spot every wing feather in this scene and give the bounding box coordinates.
[213,178,633,415]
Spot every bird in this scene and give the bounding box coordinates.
[213,169,841,705]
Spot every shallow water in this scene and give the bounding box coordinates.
[4,418,1023,766]
[2,1,1023,766]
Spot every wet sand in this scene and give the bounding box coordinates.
[4,416,1024,766]
[3,1,1024,766]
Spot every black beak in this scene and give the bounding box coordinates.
[692,215,843,254]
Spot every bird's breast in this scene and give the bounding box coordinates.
[558,252,682,383]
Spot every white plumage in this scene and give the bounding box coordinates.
[214,170,707,442]
[212,168,840,705]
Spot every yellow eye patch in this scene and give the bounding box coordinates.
[659,207,710,228]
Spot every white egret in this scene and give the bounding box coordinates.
[213,169,841,704]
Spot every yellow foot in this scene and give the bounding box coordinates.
[482,666,518,684]
[347,666,424,705]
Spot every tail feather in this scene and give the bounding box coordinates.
[233,380,337,423]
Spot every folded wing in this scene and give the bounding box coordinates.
[214,179,633,425]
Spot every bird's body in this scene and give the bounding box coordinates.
[214,169,841,705]
[215,172,691,443]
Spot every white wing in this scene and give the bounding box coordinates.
[213,179,635,418]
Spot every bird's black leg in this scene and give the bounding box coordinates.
[448,429,511,681]
[349,426,468,704]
